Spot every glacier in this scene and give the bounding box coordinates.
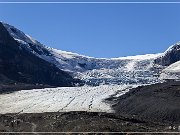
[0,85,136,114]
[1,21,180,114]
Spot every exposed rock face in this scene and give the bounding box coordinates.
[0,22,82,87]
[154,42,180,66]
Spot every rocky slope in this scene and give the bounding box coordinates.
[107,80,180,125]
[0,22,82,87]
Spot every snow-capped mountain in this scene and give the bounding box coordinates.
[2,21,180,86]
[155,42,180,66]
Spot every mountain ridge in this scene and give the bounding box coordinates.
[1,21,163,60]
[1,21,180,86]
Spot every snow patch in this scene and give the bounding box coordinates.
[160,61,180,80]
[163,61,180,73]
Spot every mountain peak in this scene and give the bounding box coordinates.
[1,21,40,46]
[164,41,180,54]
[155,41,180,66]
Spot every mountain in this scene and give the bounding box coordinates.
[1,21,180,87]
[155,42,180,66]
[0,22,82,88]
[0,22,162,86]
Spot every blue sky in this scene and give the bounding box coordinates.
[0,2,180,58]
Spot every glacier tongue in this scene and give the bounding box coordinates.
[0,85,136,114]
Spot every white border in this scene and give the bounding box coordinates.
[0,1,180,3]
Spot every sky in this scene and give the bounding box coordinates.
[0,1,180,58]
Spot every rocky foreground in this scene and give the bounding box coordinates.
[0,111,174,133]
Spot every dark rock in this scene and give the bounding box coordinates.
[107,80,180,125]
[0,111,168,132]
[0,22,82,87]
[155,43,180,66]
